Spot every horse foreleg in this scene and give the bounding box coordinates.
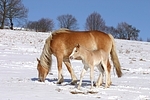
[90,66,94,89]
[78,66,87,90]
[56,57,64,84]
[108,70,111,86]
[64,59,78,85]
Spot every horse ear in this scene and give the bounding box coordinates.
[76,43,80,48]
[37,58,40,62]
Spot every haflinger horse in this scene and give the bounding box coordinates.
[37,28,122,85]
[69,44,110,89]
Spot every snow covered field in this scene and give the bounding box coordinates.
[0,29,150,100]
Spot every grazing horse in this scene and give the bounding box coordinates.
[70,44,110,89]
[37,28,122,84]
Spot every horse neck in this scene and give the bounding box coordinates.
[40,53,51,69]
[40,39,52,70]
[80,47,92,62]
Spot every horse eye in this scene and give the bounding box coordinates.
[75,50,77,52]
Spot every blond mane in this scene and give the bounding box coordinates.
[40,35,52,70]
[51,28,70,35]
[39,28,69,70]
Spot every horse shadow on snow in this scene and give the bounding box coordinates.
[30,77,114,88]
[31,77,93,86]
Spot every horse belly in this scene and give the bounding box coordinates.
[92,52,102,66]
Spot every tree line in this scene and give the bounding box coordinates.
[0,0,149,41]
[25,13,141,41]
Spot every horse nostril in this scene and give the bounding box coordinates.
[69,56,73,59]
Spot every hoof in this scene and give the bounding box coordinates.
[94,82,102,87]
[57,77,64,84]
[77,86,81,90]
[56,80,63,84]
[70,80,78,85]
[38,79,45,82]
[56,81,62,84]
[105,85,109,88]
[38,79,42,82]
[108,81,112,86]
[93,82,96,87]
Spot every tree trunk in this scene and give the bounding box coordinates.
[9,18,13,30]
[1,17,5,29]
[1,1,7,29]
[1,10,6,29]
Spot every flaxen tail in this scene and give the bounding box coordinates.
[108,34,122,77]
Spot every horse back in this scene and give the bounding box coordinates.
[50,30,112,58]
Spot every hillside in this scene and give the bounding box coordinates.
[0,29,150,100]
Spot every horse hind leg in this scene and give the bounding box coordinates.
[96,64,104,88]
[90,66,94,89]
[107,60,112,86]
[102,60,109,88]
[56,56,64,84]
[63,59,78,85]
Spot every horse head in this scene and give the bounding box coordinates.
[37,58,49,82]
[69,44,81,60]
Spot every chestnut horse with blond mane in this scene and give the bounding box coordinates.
[37,28,122,85]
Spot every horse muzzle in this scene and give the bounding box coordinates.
[69,56,74,60]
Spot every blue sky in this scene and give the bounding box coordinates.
[22,0,150,41]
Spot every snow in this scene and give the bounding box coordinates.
[0,29,150,100]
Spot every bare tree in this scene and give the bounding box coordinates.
[37,18,54,32]
[26,21,38,31]
[117,22,140,40]
[85,12,105,31]
[105,26,118,38]
[57,14,78,30]
[0,0,28,29]
[26,18,54,32]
